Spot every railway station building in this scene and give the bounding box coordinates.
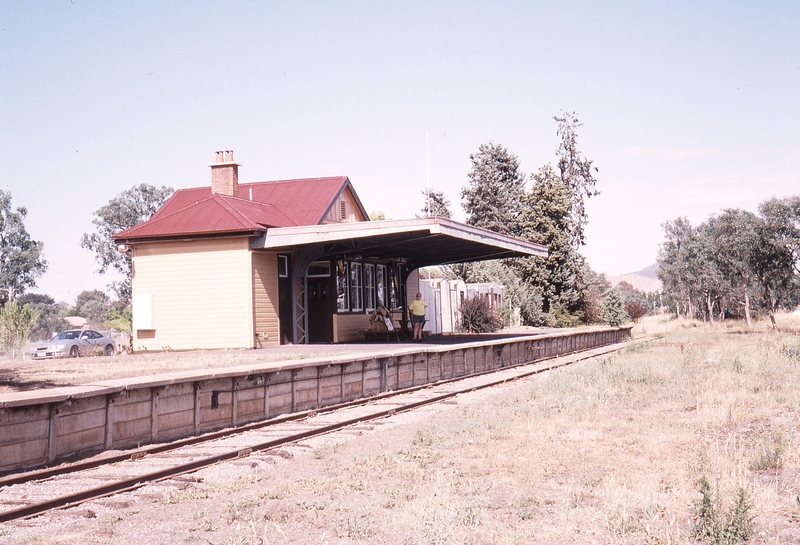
[114,150,547,350]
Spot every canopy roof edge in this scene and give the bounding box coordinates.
[251,217,547,266]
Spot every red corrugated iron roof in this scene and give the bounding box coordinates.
[246,177,351,226]
[117,176,353,241]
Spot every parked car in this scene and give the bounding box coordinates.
[30,329,117,359]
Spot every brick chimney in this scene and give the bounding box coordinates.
[209,149,240,197]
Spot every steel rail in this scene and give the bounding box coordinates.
[0,338,652,523]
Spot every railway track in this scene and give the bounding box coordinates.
[0,338,647,523]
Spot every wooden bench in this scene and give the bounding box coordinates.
[361,329,400,342]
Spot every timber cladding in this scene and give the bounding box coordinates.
[132,237,254,351]
[0,328,631,473]
[252,252,280,347]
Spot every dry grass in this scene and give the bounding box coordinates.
[5,315,800,544]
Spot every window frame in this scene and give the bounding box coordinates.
[376,264,387,309]
[349,261,363,312]
[389,263,402,310]
[336,260,349,312]
[307,260,331,278]
[278,255,289,278]
[364,263,376,311]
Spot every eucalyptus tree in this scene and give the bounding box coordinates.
[81,183,173,304]
[74,289,112,326]
[658,217,701,319]
[747,214,796,328]
[17,293,69,342]
[692,221,730,323]
[0,190,47,303]
[554,112,600,249]
[759,196,800,277]
[660,215,752,322]
[704,210,762,326]
[659,207,797,327]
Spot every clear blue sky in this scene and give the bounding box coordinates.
[2,1,798,303]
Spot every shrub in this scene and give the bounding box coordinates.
[750,434,785,471]
[693,473,752,545]
[460,296,503,333]
[624,300,647,323]
[600,289,629,327]
[549,304,583,328]
[0,301,40,359]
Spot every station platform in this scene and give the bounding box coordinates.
[0,326,632,474]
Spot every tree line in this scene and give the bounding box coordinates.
[421,113,642,328]
[657,199,800,328]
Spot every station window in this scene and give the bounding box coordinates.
[278,255,289,278]
[336,260,348,311]
[364,263,375,311]
[308,260,331,277]
[335,260,393,314]
[349,262,363,311]
[376,264,387,308]
[389,263,401,310]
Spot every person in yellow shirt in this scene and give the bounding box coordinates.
[408,292,428,342]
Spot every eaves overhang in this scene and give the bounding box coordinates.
[115,229,264,245]
[250,217,547,268]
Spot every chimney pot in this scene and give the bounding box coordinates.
[209,150,240,197]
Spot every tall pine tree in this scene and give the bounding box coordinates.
[418,188,452,219]
[518,164,584,313]
[461,143,526,236]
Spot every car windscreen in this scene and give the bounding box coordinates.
[52,331,80,340]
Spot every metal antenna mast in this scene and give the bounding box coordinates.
[426,132,430,216]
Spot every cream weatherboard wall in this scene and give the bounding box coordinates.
[132,237,254,350]
[333,314,369,343]
[322,185,366,223]
[252,251,280,347]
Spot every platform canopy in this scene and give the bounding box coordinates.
[251,217,547,268]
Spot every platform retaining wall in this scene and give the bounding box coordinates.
[0,327,631,473]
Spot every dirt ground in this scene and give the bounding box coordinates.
[4,317,800,543]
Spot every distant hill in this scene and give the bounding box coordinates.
[609,263,662,293]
